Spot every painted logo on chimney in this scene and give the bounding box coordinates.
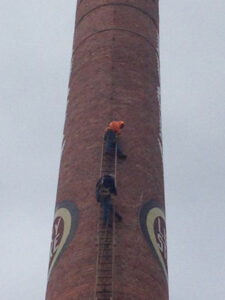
[139,200,168,280]
[48,201,79,279]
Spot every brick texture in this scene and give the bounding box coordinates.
[45,0,168,299]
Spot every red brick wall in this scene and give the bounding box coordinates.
[46,0,168,299]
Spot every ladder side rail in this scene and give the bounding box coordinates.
[111,144,117,300]
[95,136,118,300]
[95,211,112,298]
[95,140,105,299]
[111,199,116,300]
[94,207,101,300]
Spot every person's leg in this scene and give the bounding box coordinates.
[116,142,127,159]
[116,142,123,155]
[106,139,115,154]
[102,201,108,225]
[109,204,122,222]
[96,190,101,203]
[102,197,111,225]
[105,130,116,154]
[114,210,122,221]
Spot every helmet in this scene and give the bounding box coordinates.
[119,121,125,128]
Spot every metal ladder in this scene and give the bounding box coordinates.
[94,143,118,300]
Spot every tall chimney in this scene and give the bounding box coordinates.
[46,1,168,299]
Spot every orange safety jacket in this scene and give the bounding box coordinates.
[105,121,125,135]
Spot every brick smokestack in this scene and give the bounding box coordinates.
[46,1,168,299]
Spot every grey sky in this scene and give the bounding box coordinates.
[0,1,224,299]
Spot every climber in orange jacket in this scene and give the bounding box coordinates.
[104,121,127,159]
[107,121,125,134]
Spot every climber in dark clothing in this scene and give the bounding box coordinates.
[96,175,122,225]
[104,121,127,159]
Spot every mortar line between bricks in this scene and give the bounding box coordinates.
[73,28,159,58]
[76,3,158,29]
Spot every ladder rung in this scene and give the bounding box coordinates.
[97,271,112,273]
[99,255,112,258]
[98,241,113,243]
[99,240,115,244]
[102,172,114,175]
[98,248,112,250]
[98,241,112,244]
[98,248,112,251]
[96,292,112,295]
[98,234,112,237]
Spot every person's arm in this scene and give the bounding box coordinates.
[96,178,101,189]
[116,126,121,135]
[104,130,108,141]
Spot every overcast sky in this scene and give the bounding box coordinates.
[0,1,225,299]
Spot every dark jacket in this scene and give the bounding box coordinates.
[96,175,117,202]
